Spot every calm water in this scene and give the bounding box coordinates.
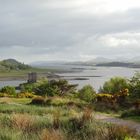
[0,66,140,91]
[56,66,140,91]
[0,80,26,89]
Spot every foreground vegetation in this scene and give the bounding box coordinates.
[0,73,140,139]
[0,97,139,140]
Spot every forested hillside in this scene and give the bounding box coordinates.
[0,59,31,71]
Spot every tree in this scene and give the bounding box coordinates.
[99,77,129,94]
[34,79,77,97]
[128,72,140,98]
[78,85,96,102]
[49,80,77,96]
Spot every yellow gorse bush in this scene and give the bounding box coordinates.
[17,92,35,98]
[96,88,129,103]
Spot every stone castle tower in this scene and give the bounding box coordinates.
[28,72,37,83]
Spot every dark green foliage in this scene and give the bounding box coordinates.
[34,79,77,97]
[78,85,96,102]
[34,80,55,96]
[31,97,46,105]
[99,77,129,94]
[121,109,140,118]
[0,86,16,95]
[20,83,37,93]
[93,102,119,113]
[128,72,140,98]
[48,80,77,96]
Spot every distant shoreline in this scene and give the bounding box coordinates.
[0,76,27,81]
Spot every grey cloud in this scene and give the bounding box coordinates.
[0,0,140,62]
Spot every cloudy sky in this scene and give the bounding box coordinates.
[0,0,140,63]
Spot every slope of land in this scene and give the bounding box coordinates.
[0,59,51,80]
[0,59,31,71]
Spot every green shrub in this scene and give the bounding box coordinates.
[34,81,56,96]
[78,85,96,102]
[133,99,140,109]
[20,83,38,93]
[121,109,140,118]
[128,72,140,98]
[0,86,16,95]
[99,77,129,94]
[34,79,77,97]
[31,96,46,105]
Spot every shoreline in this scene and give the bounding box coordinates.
[0,76,27,81]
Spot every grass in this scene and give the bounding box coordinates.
[0,67,71,81]
[0,104,75,116]
[0,97,31,104]
[95,111,120,118]
[0,66,66,81]
[0,97,139,140]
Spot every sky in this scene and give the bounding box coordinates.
[0,0,140,63]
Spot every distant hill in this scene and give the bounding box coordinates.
[96,62,140,68]
[65,56,140,67]
[31,60,68,67]
[0,59,31,71]
[87,57,112,64]
[30,56,140,68]
[96,62,132,67]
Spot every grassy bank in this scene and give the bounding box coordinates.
[0,68,56,81]
[0,97,139,140]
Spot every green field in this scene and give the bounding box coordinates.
[0,68,55,81]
